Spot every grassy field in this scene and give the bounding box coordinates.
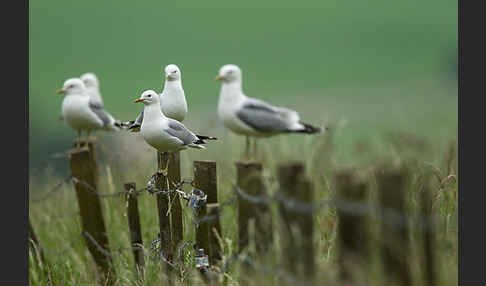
[29,75,457,285]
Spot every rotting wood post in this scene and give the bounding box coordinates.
[69,139,116,285]
[158,151,184,259]
[295,177,315,281]
[376,165,411,286]
[193,161,216,259]
[124,183,145,274]
[277,162,305,282]
[29,220,53,284]
[334,169,370,284]
[206,203,223,266]
[193,161,222,265]
[235,161,273,255]
[155,151,174,284]
[193,161,219,284]
[420,173,437,286]
[235,161,272,285]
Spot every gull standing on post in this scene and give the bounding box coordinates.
[134,90,216,175]
[127,64,188,131]
[216,64,322,158]
[57,78,121,147]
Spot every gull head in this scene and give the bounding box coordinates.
[56,78,86,95]
[165,64,181,81]
[80,72,100,89]
[134,90,159,105]
[216,64,242,83]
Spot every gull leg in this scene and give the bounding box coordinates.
[76,130,82,149]
[245,136,250,159]
[253,137,258,157]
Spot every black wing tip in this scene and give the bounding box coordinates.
[293,122,323,134]
[194,135,218,145]
[196,135,218,141]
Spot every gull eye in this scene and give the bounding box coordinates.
[173,70,177,73]
[148,94,152,97]
[69,85,75,88]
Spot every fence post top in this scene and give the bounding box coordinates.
[235,161,263,169]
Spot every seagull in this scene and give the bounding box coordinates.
[80,72,104,107]
[57,78,121,147]
[216,64,322,158]
[127,64,188,132]
[134,89,216,175]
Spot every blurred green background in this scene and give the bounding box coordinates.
[29,0,457,172]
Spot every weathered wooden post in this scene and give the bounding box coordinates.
[155,152,174,284]
[124,182,145,274]
[420,173,437,286]
[69,139,116,285]
[334,169,370,283]
[192,161,221,285]
[193,161,217,258]
[193,161,222,265]
[295,177,315,280]
[376,165,411,286]
[235,161,273,254]
[277,162,305,282]
[206,203,223,265]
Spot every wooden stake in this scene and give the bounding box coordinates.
[124,183,145,274]
[376,165,411,286]
[334,169,369,283]
[155,152,173,284]
[193,161,216,257]
[69,139,115,285]
[277,162,305,281]
[420,173,437,286]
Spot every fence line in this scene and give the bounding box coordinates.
[31,173,445,233]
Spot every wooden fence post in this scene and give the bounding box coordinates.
[376,165,411,286]
[235,161,273,255]
[69,139,115,285]
[193,161,222,265]
[420,173,437,286]
[193,161,217,258]
[124,182,145,274]
[277,162,305,282]
[206,203,223,266]
[295,177,315,280]
[334,169,369,283]
[155,152,174,283]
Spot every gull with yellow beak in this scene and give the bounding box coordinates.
[216,64,322,158]
[134,90,216,175]
[57,78,121,147]
[127,64,188,132]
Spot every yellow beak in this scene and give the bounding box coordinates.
[215,75,224,81]
[134,98,144,103]
[56,88,65,95]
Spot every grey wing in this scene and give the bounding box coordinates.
[236,100,291,132]
[164,119,199,145]
[88,101,114,126]
[134,110,144,125]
